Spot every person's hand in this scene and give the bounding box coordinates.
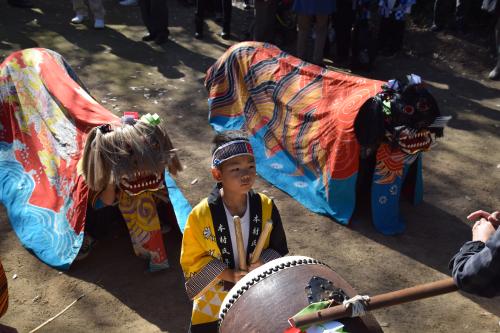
[467,210,499,227]
[248,259,264,272]
[472,218,496,243]
[232,270,247,283]
[219,268,247,283]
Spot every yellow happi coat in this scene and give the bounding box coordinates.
[180,186,288,327]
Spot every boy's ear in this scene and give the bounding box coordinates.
[211,167,222,182]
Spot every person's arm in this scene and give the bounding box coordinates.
[181,207,246,300]
[450,220,500,297]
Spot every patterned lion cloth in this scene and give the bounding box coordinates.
[0,48,191,269]
[205,42,433,235]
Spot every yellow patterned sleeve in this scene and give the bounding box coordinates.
[180,199,217,279]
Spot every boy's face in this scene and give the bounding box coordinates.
[212,155,256,195]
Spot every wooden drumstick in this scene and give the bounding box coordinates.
[233,215,247,271]
[290,277,458,328]
[250,219,273,264]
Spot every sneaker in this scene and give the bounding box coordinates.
[71,14,87,24]
[429,24,442,32]
[142,34,156,41]
[488,65,500,80]
[75,235,95,261]
[94,19,105,29]
[220,30,230,40]
[119,0,138,6]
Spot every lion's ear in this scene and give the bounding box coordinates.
[354,97,386,155]
[82,127,111,192]
[156,125,183,176]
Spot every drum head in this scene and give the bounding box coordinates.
[219,256,382,333]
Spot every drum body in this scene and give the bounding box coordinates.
[219,256,382,333]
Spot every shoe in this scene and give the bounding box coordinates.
[430,24,442,32]
[71,14,87,24]
[119,0,138,5]
[488,65,500,80]
[142,34,156,41]
[154,32,168,45]
[220,31,230,40]
[7,0,33,8]
[75,235,95,261]
[94,19,105,29]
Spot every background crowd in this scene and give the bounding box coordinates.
[6,0,500,79]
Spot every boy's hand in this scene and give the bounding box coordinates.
[219,268,247,283]
[232,270,247,283]
[248,259,264,272]
[472,218,496,243]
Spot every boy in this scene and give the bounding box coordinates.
[180,131,288,333]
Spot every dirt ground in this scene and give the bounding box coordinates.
[0,1,499,332]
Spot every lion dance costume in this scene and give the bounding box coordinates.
[206,42,450,235]
[0,48,190,270]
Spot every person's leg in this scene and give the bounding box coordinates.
[489,16,500,80]
[297,14,312,61]
[390,18,405,54]
[150,0,170,43]
[312,15,329,65]
[221,0,232,37]
[334,1,354,62]
[139,0,155,37]
[72,0,89,20]
[377,16,390,54]
[253,0,278,42]
[454,0,469,31]
[195,0,207,37]
[88,0,105,20]
[431,0,444,30]
[88,0,105,28]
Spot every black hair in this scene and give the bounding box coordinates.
[211,130,249,155]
